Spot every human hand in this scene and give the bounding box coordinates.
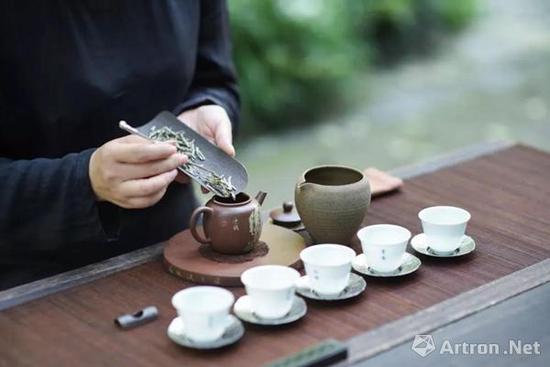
[178,104,235,157]
[89,135,188,208]
[177,104,235,189]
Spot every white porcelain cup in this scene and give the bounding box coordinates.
[357,224,411,273]
[171,286,234,342]
[240,265,300,319]
[300,244,356,296]
[418,206,471,253]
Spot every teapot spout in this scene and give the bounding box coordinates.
[255,191,267,206]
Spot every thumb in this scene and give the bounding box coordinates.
[218,139,236,157]
[214,119,236,157]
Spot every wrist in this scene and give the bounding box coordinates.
[88,149,106,202]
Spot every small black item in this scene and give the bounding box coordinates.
[115,306,159,329]
[266,339,348,367]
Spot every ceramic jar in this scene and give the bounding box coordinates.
[295,166,370,244]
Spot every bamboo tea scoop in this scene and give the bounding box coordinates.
[119,111,248,197]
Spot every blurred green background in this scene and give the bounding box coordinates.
[211,0,550,207]
[229,0,476,135]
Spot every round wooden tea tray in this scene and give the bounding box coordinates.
[163,223,306,286]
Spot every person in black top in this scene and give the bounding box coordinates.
[0,0,240,289]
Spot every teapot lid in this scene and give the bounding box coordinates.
[269,201,302,226]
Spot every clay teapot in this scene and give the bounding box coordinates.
[295,166,370,245]
[189,191,267,254]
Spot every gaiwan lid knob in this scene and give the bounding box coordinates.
[270,201,302,226]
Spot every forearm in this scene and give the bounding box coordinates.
[0,149,108,250]
[173,0,240,132]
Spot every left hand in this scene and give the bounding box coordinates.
[176,104,235,185]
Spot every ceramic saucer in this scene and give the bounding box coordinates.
[233,295,307,325]
[295,273,366,301]
[167,315,244,349]
[411,233,476,257]
[352,253,421,277]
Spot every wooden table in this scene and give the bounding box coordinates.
[355,282,550,367]
[1,142,550,366]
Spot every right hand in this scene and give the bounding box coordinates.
[89,135,187,209]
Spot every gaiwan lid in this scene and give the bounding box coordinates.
[269,202,302,226]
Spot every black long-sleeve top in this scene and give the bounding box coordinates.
[0,0,239,289]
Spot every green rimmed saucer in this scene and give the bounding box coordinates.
[233,295,307,326]
[295,273,367,301]
[411,233,476,257]
[352,253,421,277]
[167,315,244,349]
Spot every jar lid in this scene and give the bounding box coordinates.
[269,201,302,226]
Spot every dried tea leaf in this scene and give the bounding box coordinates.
[148,127,237,198]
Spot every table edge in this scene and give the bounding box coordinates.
[342,258,550,365]
[0,243,164,311]
[0,140,515,311]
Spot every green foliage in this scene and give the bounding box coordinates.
[429,0,477,30]
[228,0,366,135]
[228,0,477,135]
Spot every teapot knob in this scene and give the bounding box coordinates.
[283,202,294,213]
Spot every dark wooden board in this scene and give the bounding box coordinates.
[341,257,550,365]
[1,144,549,367]
[354,281,550,367]
[0,244,164,311]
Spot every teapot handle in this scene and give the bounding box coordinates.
[189,206,214,244]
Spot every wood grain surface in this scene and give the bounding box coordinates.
[1,144,549,367]
[343,257,550,365]
[163,223,306,286]
[355,281,550,367]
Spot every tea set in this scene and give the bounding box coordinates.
[166,168,474,348]
[168,286,244,349]
[236,265,307,325]
[121,112,475,350]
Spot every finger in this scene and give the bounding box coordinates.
[212,116,235,157]
[117,135,150,144]
[111,141,177,164]
[201,186,210,194]
[121,169,178,197]
[124,187,168,209]
[174,171,190,184]
[118,153,187,180]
